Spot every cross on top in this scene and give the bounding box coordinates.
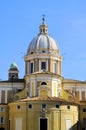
[42,14,45,24]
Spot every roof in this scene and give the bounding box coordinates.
[9,62,18,71]
[25,70,64,80]
[27,22,59,54]
[0,79,24,83]
[18,96,79,105]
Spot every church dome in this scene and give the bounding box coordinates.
[27,18,59,54]
[28,34,58,51]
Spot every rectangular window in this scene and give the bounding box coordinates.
[56,104,59,108]
[1,117,4,123]
[67,105,70,109]
[83,118,86,125]
[40,118,47,130]
[28,104,32,109]
[0,117,4,124]
[17,105,20,109]
[82,91,85,101]
[41,62,46,70]
[30,62,33,73]
[83,108,86,112]
[42,104,46,109]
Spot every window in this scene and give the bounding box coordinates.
[31,52,33,54]
[28,104,32,109]
[11,74,16,80]
[1,117,4,123]
[41,82,47,85]
[41,62,46,70]
[0,117,4,124]
[0,127,5,130]
[56,104,59,108]
[40,118,48,130]
[0,108,5,112]
[42,50,45,53]
[83,118,86,125]
[30,62,34,73]
[82,128,86,130]
[42,104,46,109]
[67,105,70,109]
[17,105,20,109]
[83,108,86,112]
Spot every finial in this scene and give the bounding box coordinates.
[42,14,45,24]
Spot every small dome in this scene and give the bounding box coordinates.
[27,19,59,54]
[9,62,18,71]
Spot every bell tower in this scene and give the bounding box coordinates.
[8,62,19,80]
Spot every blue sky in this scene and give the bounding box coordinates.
[0,0,86,81]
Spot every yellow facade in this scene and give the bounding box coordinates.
[8,99,78,130]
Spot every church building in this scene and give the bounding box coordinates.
[0,18,86,130]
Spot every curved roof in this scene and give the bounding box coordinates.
[15,96,78,105]
[28,34,58,51]
[27,21,59,54]
[9,62,18,70]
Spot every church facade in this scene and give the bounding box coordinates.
[0,18,86,130]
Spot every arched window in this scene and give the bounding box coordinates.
[41,82,47,85]
[11,74,16,80]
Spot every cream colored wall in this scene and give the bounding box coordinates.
[24,53,62,75]
[24,74,62,98]
[0,82,24,103]
[63,80,86,102]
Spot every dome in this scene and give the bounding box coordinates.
[27,19,59,54]
[28,34,58,51]
[9,62,18,71]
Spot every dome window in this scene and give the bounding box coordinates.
[43,29,45,33]
[41,62,46,70]
[30,62,34,73]
[41,82,47,85]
